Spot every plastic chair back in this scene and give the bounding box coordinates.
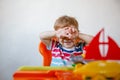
[39,42,52,66]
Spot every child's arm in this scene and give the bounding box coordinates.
[78,33,93,45]
[39,31,56,46]
[68,27,93,45]
[40,27,71,46]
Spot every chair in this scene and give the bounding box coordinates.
[38,41,52,66]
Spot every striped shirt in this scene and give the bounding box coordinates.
[47,40,86,66]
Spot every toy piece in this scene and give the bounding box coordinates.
[13,66,74,80]
[17,66,74,71]
[84,29,120,60]
[74,60,120,80]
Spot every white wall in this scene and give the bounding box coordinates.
[0,0,120,80]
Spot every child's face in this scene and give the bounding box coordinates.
[58,26,79,49]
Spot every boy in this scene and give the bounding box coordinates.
[40,15,93,66]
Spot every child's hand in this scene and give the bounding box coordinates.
[55,26,79,40]
[55,27,71,39]
[67,26,79,39]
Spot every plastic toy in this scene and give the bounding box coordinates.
[13,66,74,80]
[73,29,120,80]
[74,60,120,80]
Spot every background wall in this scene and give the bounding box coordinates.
[0,0,120,80]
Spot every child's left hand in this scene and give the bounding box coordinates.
[67,26,79,39]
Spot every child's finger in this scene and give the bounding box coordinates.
[64,27,69,30]
[71,27,75,33]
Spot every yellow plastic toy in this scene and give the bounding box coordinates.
[74,60,120,80]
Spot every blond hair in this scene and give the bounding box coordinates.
[54,15,79,30]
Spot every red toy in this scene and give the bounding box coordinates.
[85,28,120,60]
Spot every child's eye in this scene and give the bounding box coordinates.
[64,27,69,30]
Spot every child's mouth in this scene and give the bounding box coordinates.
[63,39,73,43]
